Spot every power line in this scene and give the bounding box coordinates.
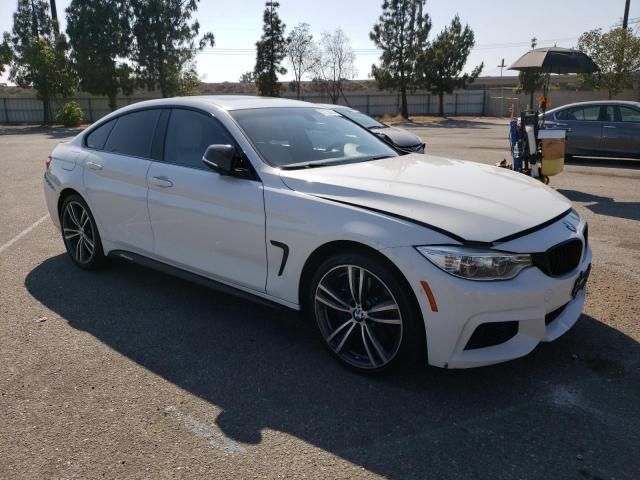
[197,36,581,56]
[612,16,639,27]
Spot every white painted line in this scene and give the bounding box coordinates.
[165,405,246,454]
[0,214,50,255]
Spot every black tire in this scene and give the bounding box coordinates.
[306,250,425,375]
[60,194,105,270]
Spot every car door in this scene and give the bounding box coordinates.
[83,109,162,254]
[553,105,604,155]
[147,108,267,292]
[601,105,640,157]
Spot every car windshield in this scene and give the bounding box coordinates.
[333,107,385,129]
[231,107,397,168]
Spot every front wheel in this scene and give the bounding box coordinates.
[60,194,105,269]
[308,251,424,374]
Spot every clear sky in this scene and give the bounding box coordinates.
[1,0,638,83]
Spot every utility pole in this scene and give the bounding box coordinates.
[498,58,506,117]
[623,0,631,29]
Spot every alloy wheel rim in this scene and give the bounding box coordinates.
[62,201,95,264]
[314,265,403,369]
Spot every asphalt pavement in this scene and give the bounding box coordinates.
[1,121,639,480]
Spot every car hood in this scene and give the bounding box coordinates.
[279,154,572,243]
[371,126,422,148]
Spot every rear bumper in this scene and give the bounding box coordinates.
[43,172,60,228]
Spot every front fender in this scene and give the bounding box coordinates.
[263,186,454,306]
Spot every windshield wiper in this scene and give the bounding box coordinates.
[280,159,343,170]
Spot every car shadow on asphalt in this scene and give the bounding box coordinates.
[25,255,640,479]
[0,126,83,138]
[558,189,640,222]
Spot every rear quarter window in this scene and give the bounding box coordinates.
[85,119,116,150]
[555,109,568,120]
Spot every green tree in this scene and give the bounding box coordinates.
[3,0,76,124]
[577,27,640,99]
[286,23,317,99]
[66,0,134,112]
[131,0,214,98]
[176,62,201,96]
[419,15,483,116]
[254,1,287,97]
[518,38,546,109]
[0,35,12,75]
[239,71,256,84]
[370,0,431,118]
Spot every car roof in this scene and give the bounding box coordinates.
[547,100,640,113]
[105,95,328,117]
[190,95,321,110]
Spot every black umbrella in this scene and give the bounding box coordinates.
[508,47,599,74]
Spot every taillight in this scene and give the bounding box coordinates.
[45,155,52,170]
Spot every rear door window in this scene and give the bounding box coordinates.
[104,109,161,158]
[86,119,116,150]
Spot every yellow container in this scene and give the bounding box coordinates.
[539,130,566,177]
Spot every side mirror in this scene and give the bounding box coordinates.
[202,144,236,175]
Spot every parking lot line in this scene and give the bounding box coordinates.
[0,214,49,255]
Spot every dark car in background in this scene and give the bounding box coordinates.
[543,101,640,159]
[321,104,426,154]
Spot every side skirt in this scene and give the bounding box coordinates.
[108,250,298,313]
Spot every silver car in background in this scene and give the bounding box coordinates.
[543,101,640,159]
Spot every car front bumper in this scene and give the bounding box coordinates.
[383,242,592,369]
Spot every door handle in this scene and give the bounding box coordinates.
[552,122,571,132]
[86,161,103,170]
[149,176,173,188]
[603,125,616,129]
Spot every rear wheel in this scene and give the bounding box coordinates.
[308,251,424,374]
[60,195,104,269]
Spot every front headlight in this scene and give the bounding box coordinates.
[415,246,532,281]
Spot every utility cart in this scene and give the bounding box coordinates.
[501,47,599,184]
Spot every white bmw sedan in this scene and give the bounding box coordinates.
[44,96,591,374]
